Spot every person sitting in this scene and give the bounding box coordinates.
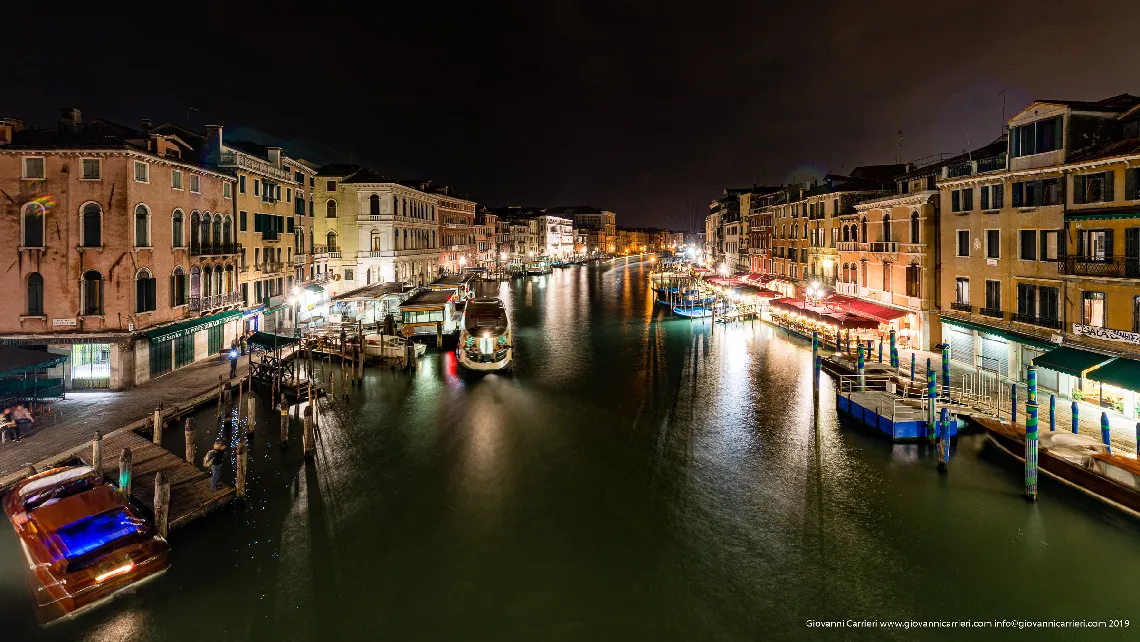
[1,408,19,443]
[12,404,35,435]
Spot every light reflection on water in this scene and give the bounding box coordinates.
[2,260,1140,641]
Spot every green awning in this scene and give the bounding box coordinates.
[0,346,68,378]
[1032,346,1114,378]
[1086,358,1140,392]
[940,316,1055,350]
[248,332,299,349]
[304,283,325,293]
[1064,208,1140,222]
[146,309,243,343]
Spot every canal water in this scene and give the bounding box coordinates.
[3,259,1140,640]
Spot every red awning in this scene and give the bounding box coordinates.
[770,297,879,330]
[822,295,909,323]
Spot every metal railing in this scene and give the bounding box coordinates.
[950,301,972,313]
[1011,312,1062,329]
[190,241,241,256]
[977,153,1008,174]
[980,307,1003,318]
[868,241,898,253]
[1058,256,1140,278]
[836,241,867,252]
[190,291,242,312]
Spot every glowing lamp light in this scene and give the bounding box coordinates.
[95,562,136,583]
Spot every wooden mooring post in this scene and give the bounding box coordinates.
[303,405,315,458]
[280,397,289,448]
[937,407,951,473]
[152,406,163,445]
[154,471,170,538]
[247,386,256,434]
[236,441,247,498]
[91,430,103,477]
[119,447,133,500]
[216,377,225,418]
[184,417,196,464]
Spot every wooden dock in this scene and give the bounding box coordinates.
[82,431,235,532]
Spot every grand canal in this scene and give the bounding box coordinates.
[2,259,1139,640]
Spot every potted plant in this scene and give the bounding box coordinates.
[1072,389,1084,401]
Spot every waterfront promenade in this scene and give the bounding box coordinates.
[0,354,249,485]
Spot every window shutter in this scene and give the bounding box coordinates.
[1012,182,1023,207]
[1011,127,1020,157]
[1054,115,1064,151]
[1127,168,1139,200]
[980,186,989,210]
[1104,170,1115,201]
[1077,229,1086,257]
[1105,229,1114,258]
[951,190,960,212]
[1032,180,1043,206]
[170,276,175,307]
[1073,174,1086,204]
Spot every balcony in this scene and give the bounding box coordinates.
[868,241,898,254]
[951,301,972,313]
[1058,256,1140,278]
[1011,312,1062,330]
[190,241,242,257]
[836,241,868,252]
[835,281,859,296]
[943,153,1008,179]
[980,307,1003,319]
[359,250,388,259]
[293,254,307,266]
[190,291,243,312]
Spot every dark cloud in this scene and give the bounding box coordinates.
[5,1,1140,228]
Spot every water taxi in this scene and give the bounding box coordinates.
[4,466,170,625]
[396,290,459,338]
[456,297,513,371]
[525,259,552,275]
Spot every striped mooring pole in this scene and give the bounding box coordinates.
[835,328,841,352]
[1025,402,1039,501]
[811,331,819,366]
[910,352,916,384]
[926,357,932,382]
[857,345,866,392]
[814,355,822,397]
[941,345,951,396]
[877,337,883,363]
[889,330,898,368]
[1011,384,1017,424]
[927,369,937,443]
[1101,412,1112,454]
[937,407,951,472]
[1136,422,1140,456]
[1026,365,1037,406]
[1072,400,1079,434]
[1049,394,1056,432]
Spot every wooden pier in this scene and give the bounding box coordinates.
[84,431,235,532]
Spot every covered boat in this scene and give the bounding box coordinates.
[457,298,513,371]
[4,466,170,624]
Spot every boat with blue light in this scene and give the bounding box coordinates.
[456,297,513,371]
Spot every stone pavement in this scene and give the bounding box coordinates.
[0,353,252,483]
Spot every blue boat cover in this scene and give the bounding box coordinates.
[55,508,144,560]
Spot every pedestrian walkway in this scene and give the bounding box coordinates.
[0,353,251,484]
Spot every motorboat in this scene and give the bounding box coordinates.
[672,305,714,318]
[364,334,426,360]
[525,259,552,275]
[456,297,513,371]
[4,466,170,625]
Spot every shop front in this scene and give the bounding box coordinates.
[1031,345,1114,402]
[1084,357,1140,418]
[144,309,243,382]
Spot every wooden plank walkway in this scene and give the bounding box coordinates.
[84,431,235,532]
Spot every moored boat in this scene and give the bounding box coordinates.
[456,297,513,371]
[672,305,714,318]
[4,466,170,625]
[525,259,552,275]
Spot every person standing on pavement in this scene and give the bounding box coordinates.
[229,342,239,378]
[203,441,226,489]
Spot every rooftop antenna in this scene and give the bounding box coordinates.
[897,130,903,164]
[998,89,1008,134]
[965,128,972,161]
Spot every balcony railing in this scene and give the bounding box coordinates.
[293,254,307,265]
[951,301,972,313]
[1058,256,1140,278]
[977,153,1008,174]
[359,250,386,258]
[980,307,1003,318]
[868,241,898,254]
[1011,313,1062,330]
[190,291,242,312]
[328,251,342,259]
[190,241,242,257]
[943,153,1008,179]
[836,241,867,252]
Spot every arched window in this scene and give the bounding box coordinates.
[860,260,868,287]
[26,272,44,316]
[431,205,435,220]
[82,270,103,315]
[394,228,400,250]
[172,209,184,247]
[910,213,920,243]
[297,228,305,254]
[371,229,381,251]
[370,194,380,216]
[134,204,151,247]
[882,214,891,243]
[327,231,337,251]
[326,200,337,218]
[135,268,156,313]
[432,230,436,248]
[841,225,850,242]
[883,262,893,291]
[81,202,102,247]
[202,265,213,297]
[860,217,868,243]
[22,202,45,247]
[309,227,314,255]
[221,215,231,244]
[402,199,407,216]
[190,211,201,250]
[190,266,201,302]
[171,266,187,307]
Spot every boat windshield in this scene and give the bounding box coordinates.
[465,302,507,334]
[55,508,147,561]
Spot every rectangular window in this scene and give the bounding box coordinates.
[1012,116,1062,158]
[951,190,961,213]
[1127,168,1140,201]
[80,158,101,180]
[255,248,260,266]
[224,182,232,198]
[286,188,292,203]
[1083,291,1106,327]
[239,175,246,194]
[190,174,200,193]
[1041,178,1061,205]
[955,277,969,304]
[1075,171,1114,204]
[1040,230,1060,261]
[23,157,45,179]
[1040,286,1059,322]
[1019,230,1037,260]
[172,169,183,189]
[980,185,989,210]
[345,268,354,281]
[957,230,970,257]
[134,161,149,183]
[963,188,974,211]
[985,280,1002,312]
[327,180,337,191]
[239,211,247,232]
[992,183,1004,208]
[276,185,282,201]
[1016,283,1037,317]
[254,179,260,196]
[986,229,1000,258]
[1134,296,1140,333]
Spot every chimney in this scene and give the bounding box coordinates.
[141,119,152,135]
[0,118,23,146]
[58,107,82,133]
[204,125,223,163]
[267,146,282,168]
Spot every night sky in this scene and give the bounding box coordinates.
[5,2,1140,228]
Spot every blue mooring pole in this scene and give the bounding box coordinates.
[1101,412,1112,454]
[1025,402,1039,501]
[1026,365,1037,406]
[1072,400,1079,434]
[941,345,951,396]
[1049,394,1056,432]
[857,345,865,392]
[938,407,951,472]
[910,352,916,384]
[927,370,937,443]
[1011,384,1017,424]
[877,337,883,363]
[889,330,898,368]
[926,357,932,383]
[811,331,818,366]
